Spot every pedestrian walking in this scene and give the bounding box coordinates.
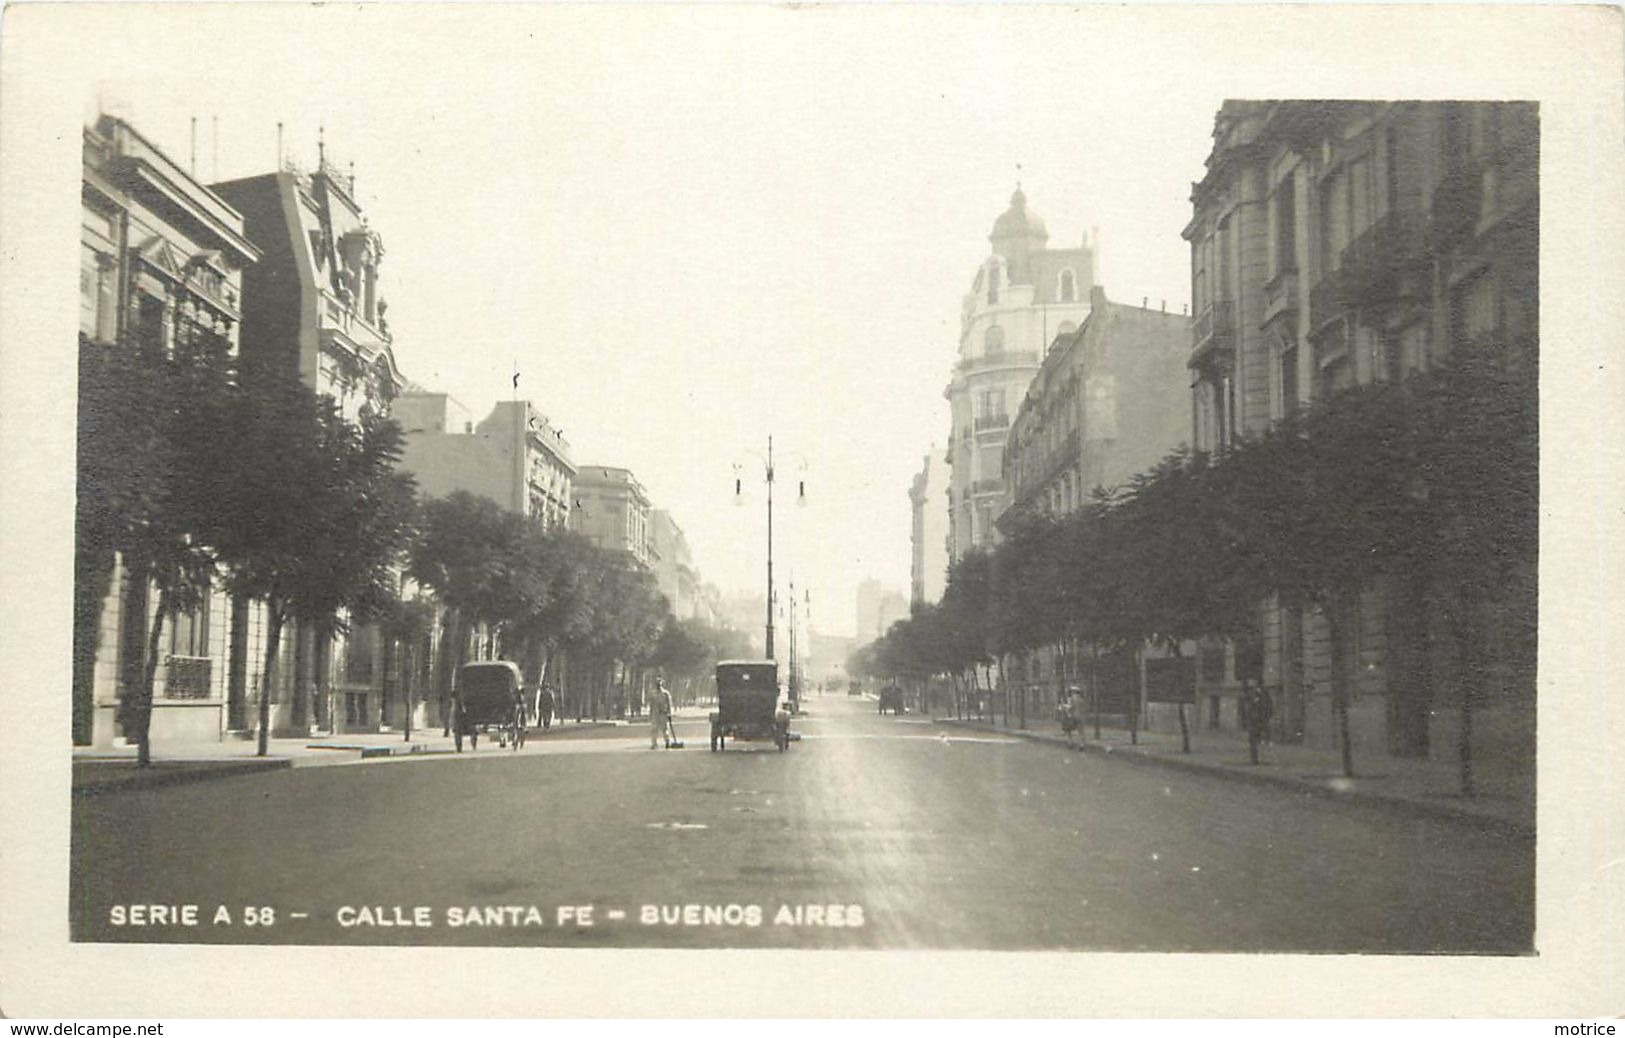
[650,678,675,749]
[537,684,556,733]
[1243,680,1274,765]
[1061,686,1086,747]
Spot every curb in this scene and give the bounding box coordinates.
[72,758,294,797]
[940,719,1534,840]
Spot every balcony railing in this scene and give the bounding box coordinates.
[1044,430,1080,482]
[958,349,1040,374]
[974,413,1011,432]
[1191,300,1235,361]
[163,655,213,700]
[1312,209,1432,330]
[1338,209,1431,305]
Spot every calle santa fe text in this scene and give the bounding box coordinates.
[107,902,865,930]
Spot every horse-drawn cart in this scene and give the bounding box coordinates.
[709,660,792,752]
[454,661,527,752]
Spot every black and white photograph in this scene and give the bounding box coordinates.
[2,1,1621,1020]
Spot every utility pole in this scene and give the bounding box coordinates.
[765,435,775,661]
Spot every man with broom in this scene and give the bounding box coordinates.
[650,677,678,749]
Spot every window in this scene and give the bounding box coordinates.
[984,324,1006,353]
[346,626,376,684]
[1398,322,1429,376]
[1463,275,1499,338]
[1280,346,1300,417]
[1273,176,1297,276]
[134,292,167,350]
[80,250,116,342]
[1349,156,1373,238]
[1058,269,1077,302]
[1192,234,1209,314]
[1057,320,1077,337]
[1320,173,1348,275]
[168,596,211,658]
[987,263,1000,305]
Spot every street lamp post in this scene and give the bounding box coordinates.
[736,436,805,668]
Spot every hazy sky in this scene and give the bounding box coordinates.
[70,6,1231,636]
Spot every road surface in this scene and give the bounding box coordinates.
[71,695,1533,951]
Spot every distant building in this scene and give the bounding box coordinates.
[1004,287,1192,518]
[649,509,700,618]
[946,188,1098,559]
[909,446,950,605]
[396,394,575,528]
[855,579,908,643]
[573,466,652,566]
[77,115,261,748]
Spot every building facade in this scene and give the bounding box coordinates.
[908,447,950,605]
[1183,100,1537,767]
[213,145,406,421]
[212,141,412,735]
[649,510,704,621]
[1004,287,1193,518]
[855,579,908,644]
[77,115,262,747]
[946,189,1097,559]
[395,395,576,528]
[573,466,653,566]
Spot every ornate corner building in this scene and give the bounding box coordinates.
[945,189,1097,560]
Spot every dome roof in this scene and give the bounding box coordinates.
[991,186,1048,241]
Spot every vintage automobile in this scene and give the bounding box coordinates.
[878,683,906,715]
[709,660,791,752]
[453,660,527,752]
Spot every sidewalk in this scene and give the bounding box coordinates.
[940,715,1534,838]
[71,716,636,795]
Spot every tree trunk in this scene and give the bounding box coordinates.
[258,606,286,757]
[1090,643,1102,740]
[292,621,310,732]
[1174,644,1190,753]
[314,624,333,734]
[72,544,115,746]
[227,594,249,732]
[1327,593,1357,779]
[403,638,414,743]
[1450,592,1480,798]
[1129,647,1141,746]
[135,585,172,767]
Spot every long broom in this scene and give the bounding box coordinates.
[664,713,685,749]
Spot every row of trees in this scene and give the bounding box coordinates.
[863,347,1536,793]
[410,491,747,722]
[76,335,416,762]
[74,335,748,762]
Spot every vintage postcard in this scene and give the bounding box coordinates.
[1,1,1621,1021]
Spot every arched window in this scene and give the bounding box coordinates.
[987,262,1001,305]
[984,324,1006,354]
[1057,320,1078,337]
[1059,269,1077,302]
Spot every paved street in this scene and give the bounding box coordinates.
[71,695,1532,952]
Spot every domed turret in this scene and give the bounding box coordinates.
[989,186,1049,284]
[990,186,1049,243]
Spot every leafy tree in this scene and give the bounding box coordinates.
[408,491,520,730]
[75,334,234,764]
[212,370,415,756]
